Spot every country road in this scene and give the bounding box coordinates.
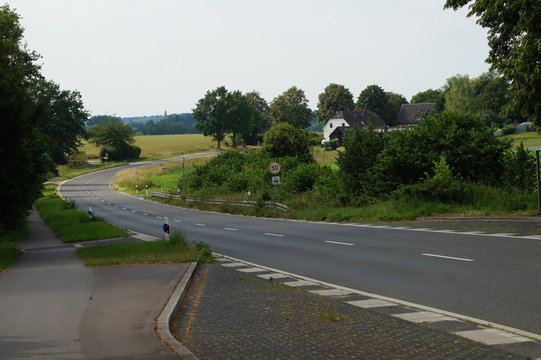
[59,160,541,336]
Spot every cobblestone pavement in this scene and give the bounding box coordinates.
[387,216,541,236]
[172,264,524,360]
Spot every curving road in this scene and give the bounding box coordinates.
[59,160,541,336]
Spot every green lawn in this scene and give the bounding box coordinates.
[35,186,128,243]
[77,232,213,266]
[0,225,26,271]
[508,132,541,149]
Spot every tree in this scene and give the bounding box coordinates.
[355,85,390,122]
[244,91,270,145]
[316,83,354,123]
[227,90,254,147]
[262,123,313,163]
[0,5,50,231]
[29,78,89,164]
[193,86,231,149]
[269,86,312,129]
[88,117,140,160]
[445,0,541,127]
[385,92,408,126]
[410,88,445,111]
[443,72,512,127]
[336,126,386,194]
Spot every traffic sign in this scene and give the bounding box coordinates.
[269,162,280,174]
[272,176,281,185]
[135,171,139,176]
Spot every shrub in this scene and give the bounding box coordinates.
[501,125,517,135]
[284,163,319,193]
[262,123,313,163]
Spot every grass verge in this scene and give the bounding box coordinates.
[0,225,27,271]
[77,231,213,266]
[35,186,128,243]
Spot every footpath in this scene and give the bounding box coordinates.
[0,209,185,359]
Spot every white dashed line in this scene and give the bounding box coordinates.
[143,213,148,216]
[325,240,354,246]
[421,253,474,262]
[122,208,127,210]
[173,220,182,223]
[131,210,137,213]
[264,233,284,237]
[195,223,206,227]
[224,227,238,231]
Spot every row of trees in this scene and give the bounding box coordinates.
[0,5,89,232]
[193,86,314,148]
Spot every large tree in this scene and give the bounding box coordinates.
[385,92,408,126]
[29,78,89,164]
[262,122,313,163]
[445,0,541,127]
[355,84,390,122]
[269,86,312,129]
[227,90,254,147]
[443,72,512,126]
[193,86,231,149]
[244,91,270,145]
[410,88,445,111]
[0,5,50,231]
[316,83,354,123]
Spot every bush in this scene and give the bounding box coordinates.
[501,125,517,135]
[284,163,319,193]
[100,144,141,161]
[502,142,536,192]
[324,139,339,151]
[262,123,313,163]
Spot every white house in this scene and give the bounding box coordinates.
[322,110,387,145]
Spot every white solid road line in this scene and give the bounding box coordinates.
[264,232,285,237]
[325,240,354,246]
[421,253,475,262]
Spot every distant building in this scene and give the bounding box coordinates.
[322,110,387,145]
[396,103,436,126]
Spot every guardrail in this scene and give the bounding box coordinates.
[148,192,288,211]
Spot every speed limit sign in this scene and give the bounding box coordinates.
[269,162,280,174]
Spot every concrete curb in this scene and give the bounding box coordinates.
[156,262,199,360]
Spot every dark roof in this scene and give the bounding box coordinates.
[329,110,387,129]
[396,103,435,125]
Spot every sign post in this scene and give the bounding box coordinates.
[528,147,541,214]
[162,167,167,193]
[269,162,281,203]
[135,171,140,193]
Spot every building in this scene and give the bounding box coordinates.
[395,103,436,126]
[322,110,387,145]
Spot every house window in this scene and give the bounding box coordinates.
[342,123,345,127]
[330,123,333,128]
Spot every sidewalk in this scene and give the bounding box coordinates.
[172,263,528,360]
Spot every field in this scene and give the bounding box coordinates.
[79,134,218,159]
[509,132,541,149]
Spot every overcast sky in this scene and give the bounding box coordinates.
[6,0,490,117]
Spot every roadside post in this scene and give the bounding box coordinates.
[162,167,167,193]
[103,152,109,166]
[135,171,140,193]
[269,162,281,203]
[163,217,170,241]
[528,147,541,214]
[88,206,93,218]
[145,184,149,196]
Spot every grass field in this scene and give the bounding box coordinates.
[79,134,218,159]
[0,225,26,271]
[76,231,213,266]
[508,132,541,149]
[35,186,128,242]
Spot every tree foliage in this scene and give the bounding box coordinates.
[445,0,541,127]
[134,113,197,135]
[269,86,312,129]
[262,122,313,163]
[355,85,391,122]
[443,72,512,127]
[88,117,135,148]
[29,78,89,164]
[316,83,354,123]
[410,88,444,107]
[0,5,50,231]
[244,91,270,145]
[193,86,254,148]
[385,92,408,126]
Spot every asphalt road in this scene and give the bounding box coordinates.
[59,160,541,336]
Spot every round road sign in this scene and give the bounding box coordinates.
[269,162,280,174]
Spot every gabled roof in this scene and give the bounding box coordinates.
[329,110,387,129]
[396,103,435,125]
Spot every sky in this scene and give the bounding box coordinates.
[6,0,490,118]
